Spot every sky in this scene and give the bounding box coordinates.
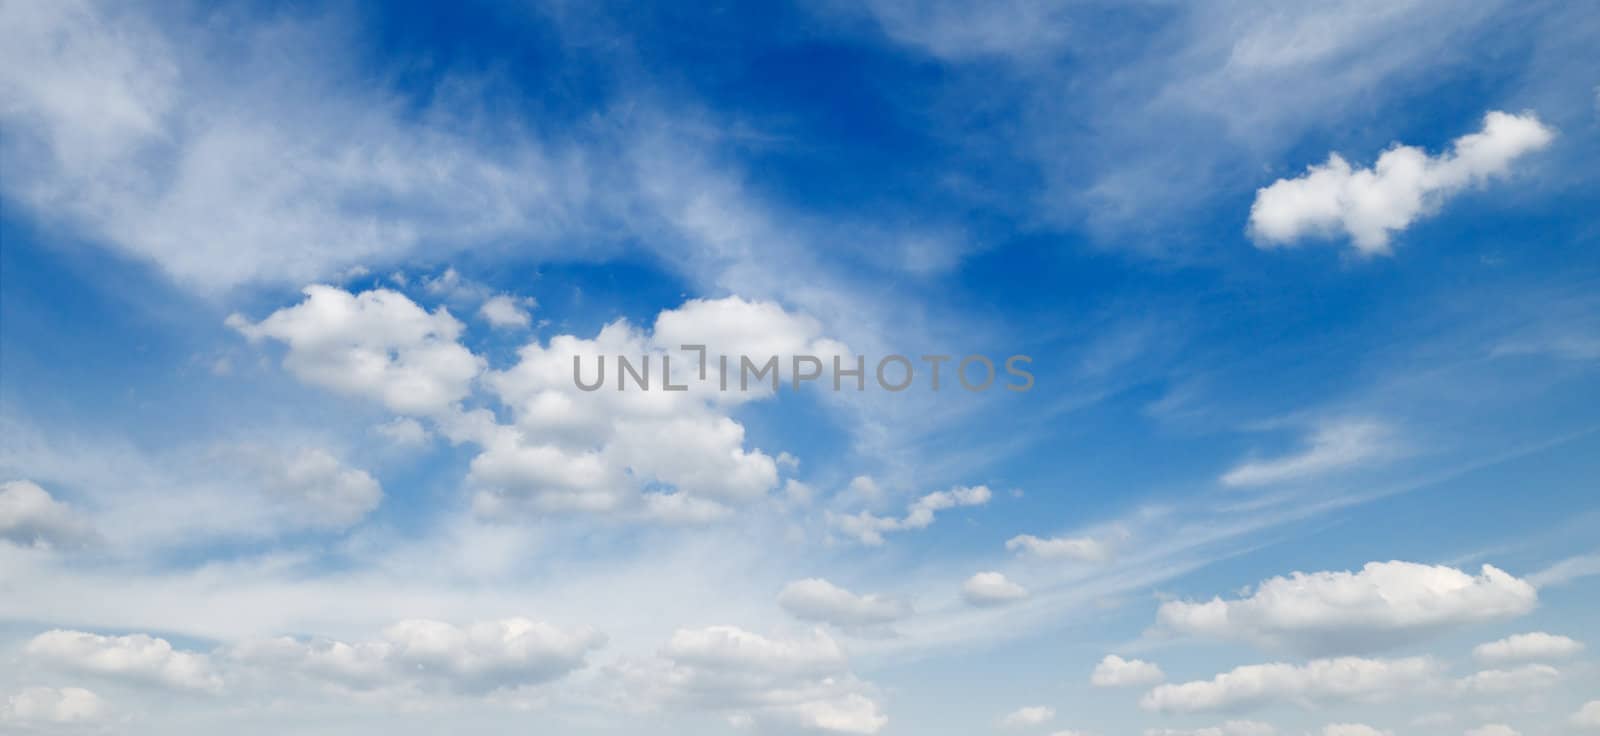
[1,0,1598,734]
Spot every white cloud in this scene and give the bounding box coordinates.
[1321,725,1391,736]
[1472,632,1584,664]
[1572,700,1600,728]
[0,1,583,291]
[1091,655,1165,687]
[375,417,431,447]
[829,485,991,545]
[0,480,95,549]
[778,579,911,631]
[1006,534,1110,562]
[616,626,886,734]
[1139,656,1437,713]
[470,295,842,519]
[1157,561,1537,655]
[1250,111,1555,253]
[1144,721,1276,736]
[961,571,1028,606]
[1000,705,1055,727]
[25,629,223,694]
[230,286,483,417]
[1454,664,1560,695]
[479,295,533,329]
[1463,725,1520,736]
[253,448,383,529]
[1,686,106,725]
[229,617,605,695]
[1220,420,1391,487]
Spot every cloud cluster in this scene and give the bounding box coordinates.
[1454,663,1561,695]
[1,686,106,726]
[230,617,606,695]
[0,480,96,549]
[829,485,992,545]
[25,630,223,694]
[1157,562,1537,655]
[472,296,843,518]
[234,287,843,523]
[1139,656,1437,713]
[1000,705,1055,727]
[616,626,886,734]
[229,286,483,417]
[1472,632,1583,664]
[778,579,911,632]
[253,447,383,529]
[1092,655,1165,688]
[1006,533,1110,562]
[1250,111,1555,253]
[478,295,534,330]
[962,571,1028,606]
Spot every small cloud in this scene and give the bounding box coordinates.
[778,578,910,631]
[1091,654,1165,687]
[1250,110,1555,253]
[0,480,98,550]
[1000,705,1054,728]
[962,571,1028,606]
[479,294,535,329]
[1008,533,1111,562]
[375,417,431,447]
[1472,632,1583,664]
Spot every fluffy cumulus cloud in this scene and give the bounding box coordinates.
[1249,111,1555,253]
[1454,663,1561,695]
[230,286,483,416]
[1472,632,1584,664]
[1157,562,1537,655]
[615,626,886,734]
[479,295,534,329]
[1573,701,1600,728]
[829,485,991,545]
[1091,655,1165,687]
[25,630,223,694]
[962,571,1028,606]
[778,579,911,632]
[1220,420,1391,487]
[1145,721,1276,736]
[1,686,106,725]
[1000,705,1055,727]
[470,296,844,519]
[0,479,96,549]
[233,287,834,523]
[375,417,431,447]
[1006,533,1110,562]
[1139,656,1437,713]
[229,617,605,695]
[253,447,383,529]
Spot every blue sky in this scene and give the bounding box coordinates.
[1,1,1598,734]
